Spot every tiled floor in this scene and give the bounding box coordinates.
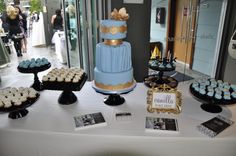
[0,37,66,88]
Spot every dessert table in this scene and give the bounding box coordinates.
[0,78,236,156]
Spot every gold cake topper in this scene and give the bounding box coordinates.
[111,7,129,21]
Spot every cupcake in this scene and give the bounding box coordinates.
[19,96,27,103]
[65,78,71,83]
[215,93,222,100]
[231,84,236,91]
[3,100,12,108]
[42,76,49,82]
[14,100,22,106]
[231,92,236,99]
[166,63,172,69]
[199,89,206,95]
[29,93,36,99]
[72,78,79,83]
[49,76,56,82]
[0,101,3,108]
[193,86,200,92]
[224,95,231,101]
[159,63,165,69]
[207,91,214,97]
[57,77,64,82]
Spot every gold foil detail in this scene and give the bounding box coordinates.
[104,39,123,46]
[100,25,127,34]
[95,81,134,91]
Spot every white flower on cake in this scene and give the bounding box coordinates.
[111,7,129,21]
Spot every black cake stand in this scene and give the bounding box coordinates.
[189,84,236,113]
[0,94,40,119]
[92,81,136,106]
[43,74,87,105]
[17,63,51,91]
[144,61,178,88]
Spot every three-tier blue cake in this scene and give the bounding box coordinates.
[94,16,135,92]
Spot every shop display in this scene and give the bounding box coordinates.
[42,67,87,105]
[197,115,234,137]
[17,58,51,91]
[190,78,236,113]
[93,8,136,105]
[0,87,39,119]
[145,48,178,88]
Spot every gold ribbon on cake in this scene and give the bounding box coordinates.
[95,81,134,91]
[104,39,123,46]
[100,25,127,35]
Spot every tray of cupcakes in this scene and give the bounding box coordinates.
[144,74,178,88]
[190,78,236,105]
[17,58,51,73]
[149,50,176,72]
[42,68,87,91]
[0,87,39,112]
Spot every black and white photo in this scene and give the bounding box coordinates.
[145,117,178,133]
[74,112,106,130]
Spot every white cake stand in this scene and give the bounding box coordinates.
[92,80,136,106]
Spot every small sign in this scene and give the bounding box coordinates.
[123,0,144,4]
[147,84,182,114]
[152,92,176,109]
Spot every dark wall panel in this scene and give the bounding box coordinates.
[111,0,151,82]
[217,0,236,83]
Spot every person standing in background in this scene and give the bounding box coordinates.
[14,6,27,53]
[6,5,23,57]
[51,9,63,33]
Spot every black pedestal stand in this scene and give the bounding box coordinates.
[200,103,222,113]
[31,72,43,91]
[58,90,77,105]
[17,63,51,91]
[104,94,125,106]
[8,109,29,119]
[93,81,136,107]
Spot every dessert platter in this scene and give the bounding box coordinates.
[42,68,87,105]
[144,50,178,88]
[92,8,136,106]
[190,78,236,113]
[0,87,39,119]
[17,58,51,91]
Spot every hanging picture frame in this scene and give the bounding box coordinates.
[156,7,166,24]
[147,84,182,114]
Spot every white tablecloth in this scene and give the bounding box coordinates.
[51,31,67,64]
[0,79,236,156]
